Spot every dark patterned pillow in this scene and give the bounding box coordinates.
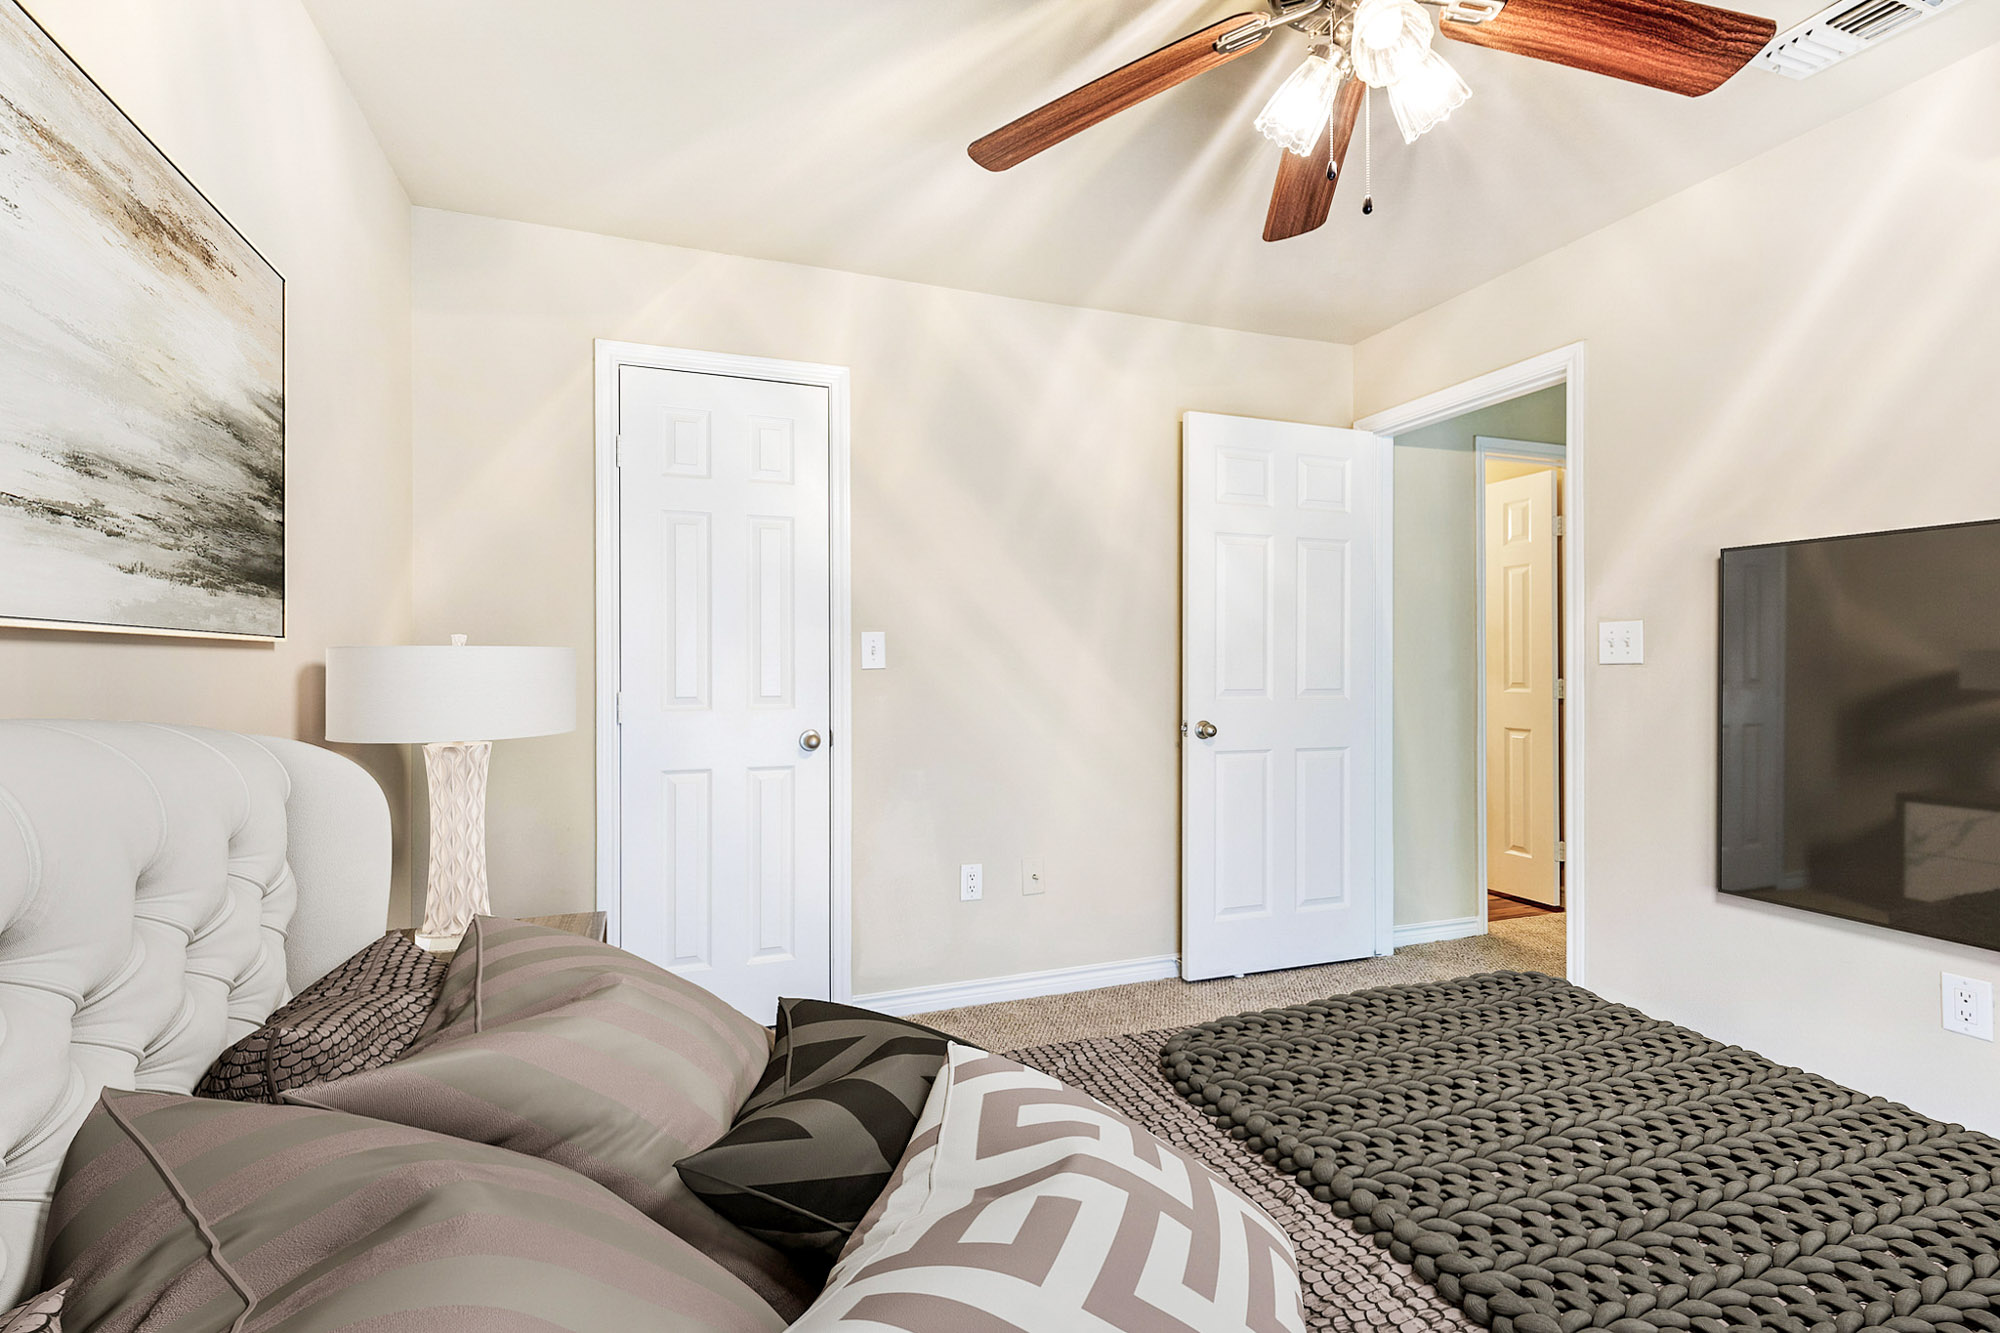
[676,998,960,1255]
[0,1281,65,1333]
[194,932,446,1103]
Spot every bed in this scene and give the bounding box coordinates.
[12,721,1991,1333]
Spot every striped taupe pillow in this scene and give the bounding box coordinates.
[43,1089,783,1332]
[283,916,773,1225]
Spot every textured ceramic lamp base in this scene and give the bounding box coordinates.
[419,740,492,952]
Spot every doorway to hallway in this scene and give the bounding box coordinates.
[1356,346,1586,982]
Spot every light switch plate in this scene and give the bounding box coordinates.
[1598,620,1644,664]
[959,863,983,902]
[1943,972,1994,1040]
[1022,859,1045,896]
[860,632,887,670]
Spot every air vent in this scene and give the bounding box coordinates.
[1755,0,1966,77]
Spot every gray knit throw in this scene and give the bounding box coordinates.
[1161,970,2000,1333]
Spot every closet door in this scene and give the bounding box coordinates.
[616,364,832,1023]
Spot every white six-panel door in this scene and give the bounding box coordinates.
[1182,413,1385,981]
[616,364,832,1022]
[1483,468,1562,906]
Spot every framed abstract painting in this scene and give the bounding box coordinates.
[0,0,284,640]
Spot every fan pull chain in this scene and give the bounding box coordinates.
[1360,87,1376,215]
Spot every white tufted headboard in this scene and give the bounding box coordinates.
[0,721,392,1305]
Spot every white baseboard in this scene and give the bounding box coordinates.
[854,921,1490,1015]
[854,953,1182,1017]
[1393,915,1485,947]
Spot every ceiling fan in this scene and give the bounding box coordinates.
[968,0,1777,242]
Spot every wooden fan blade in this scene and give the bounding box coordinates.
[969,15,1270,171]
[1439,0,1775,96]
[1264,77,1366,242]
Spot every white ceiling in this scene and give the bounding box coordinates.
[303,0,2000,343]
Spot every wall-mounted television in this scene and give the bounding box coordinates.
[1719,519,2000,953]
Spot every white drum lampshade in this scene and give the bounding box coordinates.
[326,637,576,950]
[326,643,575,743]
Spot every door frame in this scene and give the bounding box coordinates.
[592,339,855,1002]
[1355,343,1588,984]
[1473,436,1568,929]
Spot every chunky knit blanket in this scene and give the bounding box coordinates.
[1159,970,2000,1333]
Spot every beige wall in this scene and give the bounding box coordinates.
[1,0,418,922]
[1356,43,2000,1133]
[410,208,1354,996]
[1391,387,1566,927]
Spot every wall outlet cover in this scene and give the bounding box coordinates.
[959,863,983,902]
[1942,972,1994,1041]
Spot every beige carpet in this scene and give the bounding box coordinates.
[911,914,1565,1051]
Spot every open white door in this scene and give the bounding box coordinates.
[1182,412,1386,981]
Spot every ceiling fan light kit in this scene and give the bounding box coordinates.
[1335,0,1476,143]
[970,0,1777,241]
[1254,44,1349,154]
[1351,0,1441,84]
[1388,45,1475,140]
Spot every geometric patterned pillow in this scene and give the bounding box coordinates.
[194,933,447,1102]
[0,1282,65,1333]
[676,999,958,1255]
[791,1044,1306,1333]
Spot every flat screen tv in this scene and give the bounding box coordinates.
[1719,518,2000,953]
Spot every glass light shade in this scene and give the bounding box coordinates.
[1386,46,1471,143]
[1349,0,1435,87]
[1254,50,1344,156]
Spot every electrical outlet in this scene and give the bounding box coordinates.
[959,863,983,902]
[1598,620,1644,664]
[1022,859,1045,896]
[1942,972,1993,1040]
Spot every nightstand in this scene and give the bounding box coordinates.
[395,911,608,956]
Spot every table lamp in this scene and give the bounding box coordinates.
[325,635,576,951]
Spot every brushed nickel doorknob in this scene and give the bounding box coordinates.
[1194,720,1218,740]
[800,730,823,752]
